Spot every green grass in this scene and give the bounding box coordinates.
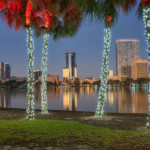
[0,120,150,149]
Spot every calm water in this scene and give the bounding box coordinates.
[0,87,149,113]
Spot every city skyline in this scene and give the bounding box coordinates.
[0,7,148,80]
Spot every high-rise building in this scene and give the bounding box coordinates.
[63,51,77,81]
[116,39,140,81]
[34,70,42,81]
[0,62,4,80]
[131,59,148,80]
[4,63,11,78]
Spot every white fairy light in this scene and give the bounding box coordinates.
[95,27,111,117]
[143,7,150,128]
[41,33,49,114]
[26,27,35,120]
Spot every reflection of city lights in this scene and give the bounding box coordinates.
[132,105,135,113]
[0,89,11,108]
[132,87,135,93]
[86,87,90,96]
[95,86,97,90]
[63,89,77,111]
[4,96,6,108]
[107,92,114,106]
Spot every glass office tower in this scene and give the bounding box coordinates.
[116,39,140,81]
[66,51,77,77]
[0,62,4,80]
[4,63,11,78]
[63,51,77,81]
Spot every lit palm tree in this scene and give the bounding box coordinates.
[94,0,121,117]
[24,0,35,120]
[76,0,121,117]
[24,0,45,119]
[24,0,48,119]
[40,13,59,114]
[1,0,44,120]
[39,0,82,114]
[121,0,150,128]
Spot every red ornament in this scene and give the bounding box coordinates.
[107,16,112,21]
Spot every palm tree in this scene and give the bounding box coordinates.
[120,0,150,128]
[24,0,37,119]
[39,0,82,114]
[76,0,122,117]
[24,0,47,119]
[40,13,59,114]
[94,0,120,117]
[1,0,44,119]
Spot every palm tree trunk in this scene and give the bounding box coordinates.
[41,33,49,114]
[143,7,150,128]
[26,27,35,119]
[95,26,111,117]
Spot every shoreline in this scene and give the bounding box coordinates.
[0,107,148,115]
[0,108,148,131]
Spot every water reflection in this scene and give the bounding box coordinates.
[0,88,11,108]
[117,87,148,113]
[63,88,77,111]
[0,87,149,113]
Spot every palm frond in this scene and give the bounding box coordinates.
[136,2,143,20]
[120,0,137,14]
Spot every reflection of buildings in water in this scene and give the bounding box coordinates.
[84,87,97,99]
[34,87,60,104]
[131,87,136,113]
[117,88,132,113]
[63,88,77,111]
[117,88,148,113]
[131,88,148,113]
[79,87,84,99]
[106,91,114,106]
[0,89,11,108]
[47,87,60,101]
[85,87,90,97]
[34,88,41,105]
[106,88,119,107]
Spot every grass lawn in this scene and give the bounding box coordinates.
[0,119,150,149]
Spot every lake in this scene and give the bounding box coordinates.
[0,86,148,113]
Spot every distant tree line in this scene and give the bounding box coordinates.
[34,80,60,87]
[0,80,27,88]
[107,78,150,86]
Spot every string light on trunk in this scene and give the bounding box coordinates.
[26,27,35,120]
[95,27,111,117]
[41,33,49,114]
[143,7,150,128]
